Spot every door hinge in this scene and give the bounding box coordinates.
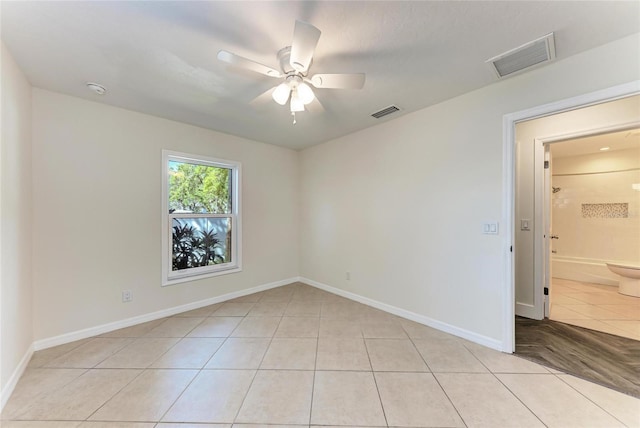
[510,246,513,253]
[544,160,549,169]
[544,287,549,295]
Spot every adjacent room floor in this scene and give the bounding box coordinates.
[3,282,639,427]
[515,316,640,398]
[550,277,640,340]
[514,277,640,400]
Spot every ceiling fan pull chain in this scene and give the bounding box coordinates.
[292,112,297,125]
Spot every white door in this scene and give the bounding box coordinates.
[514,137,546,320]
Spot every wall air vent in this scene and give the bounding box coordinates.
[487,33,556,78]
[371,105,400,119]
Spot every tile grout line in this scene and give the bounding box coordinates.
[402,325,469,428]
[29,337,92,368]
[195,302,259,370]
[94,300,253,424]
[307,312,321,426]
[189,290,268,424]
[429,373,470,428]
[459,341,550,428]
[0,367,90,420]
[402,327,434,373]
[42,336,134,369]
[139,313,211,370]
[81,367,148,422]
[362,330,390,427]
[87,308,218,423]
[492,373,554,428]
[231,293,291,425]
[155,368,201,423]
[555,372,634,427]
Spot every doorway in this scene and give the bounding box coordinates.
[501,81,640,352]
[512,94,640,328]
[505,90,640,396]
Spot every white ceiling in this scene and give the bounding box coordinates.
[551,128,640,158]
[2,1,639,150]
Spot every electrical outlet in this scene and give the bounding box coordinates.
[346,271,351,280]
[122,290,133,303]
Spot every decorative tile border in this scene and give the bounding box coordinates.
[581,203,629,218]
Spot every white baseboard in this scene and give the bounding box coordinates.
[1,343,34,411]
[4,275,502,413]
[300,277,503,351]
[33,276,298,351]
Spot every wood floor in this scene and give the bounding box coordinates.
[515,316,640,398]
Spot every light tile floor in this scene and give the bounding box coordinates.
[3,282,639,427]
[550,278,640,341]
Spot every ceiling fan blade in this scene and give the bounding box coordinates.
[249,86,277,107]
[305,96,325,114]
[217,50,282,78]
[309,73,365,89]
[289,20,321,72]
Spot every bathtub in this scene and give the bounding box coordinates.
[551,255,620,286]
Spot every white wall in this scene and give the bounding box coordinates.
[515,96,640,311]
[299,33,640,345]
[31,89,299,341]
[1,42,33,402]
[553,147,640,175]
[550,148,640,284]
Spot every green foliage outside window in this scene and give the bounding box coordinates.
[168,161,232,271]
[168,161,230,213]
[171,222,226,271]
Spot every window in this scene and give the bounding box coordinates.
[162,150,241,285]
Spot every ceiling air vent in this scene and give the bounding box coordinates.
[487,33,556,78]
[371,105,400,119]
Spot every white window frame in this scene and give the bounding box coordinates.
[162,150,242,286]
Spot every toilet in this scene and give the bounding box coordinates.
[606,263,640,297]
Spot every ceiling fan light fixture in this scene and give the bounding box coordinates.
[290,90,305,112]
[272,83,291,105]
[217,20,364,120]
[297,82,315,105]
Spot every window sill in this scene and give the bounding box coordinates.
[162,266,242,287]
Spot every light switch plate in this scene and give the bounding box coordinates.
[483,222,499,235]
[520,219,531,231]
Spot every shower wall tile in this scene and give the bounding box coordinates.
[551,168,640,263]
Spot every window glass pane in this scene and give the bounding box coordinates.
[171,217,232,271]
[168,160,231,214]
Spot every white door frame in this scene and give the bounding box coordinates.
[542,142,552,319]
[501,80,640,352]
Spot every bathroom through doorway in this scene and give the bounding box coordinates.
[512,94,640,329]
[507,87,640,393]
[543,128,640,340]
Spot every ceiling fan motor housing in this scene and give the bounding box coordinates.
[277,46,312,76]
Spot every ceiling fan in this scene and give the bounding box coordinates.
[217,20,365,123]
